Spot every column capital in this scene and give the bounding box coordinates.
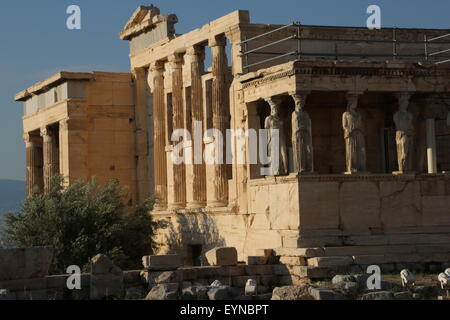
[209,34,227,47]
[59,118,70,130]
[148,61,165,87]
[23,132,37,144]
[23,132,30,142]
[132,67,146,79]
[149,61,165,74]
[290,91,310,110]
[264,96,282,107]
[167,53,183,69]
[40,126,51,137]
[186,45,205,60]
[289,90,310,100]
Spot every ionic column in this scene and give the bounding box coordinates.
[187,46,207,208]
[24,133,40,196]
[41,127,59,193]
[149,62,168,210]
[208,35,229,207]
[133,67,149,204]
[168,53,186,209]
[426,118,438,174]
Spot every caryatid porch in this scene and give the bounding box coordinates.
[237,59,450,248]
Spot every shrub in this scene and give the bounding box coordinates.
[1,176,154,273]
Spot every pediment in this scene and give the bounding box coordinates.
[122,5,160,33]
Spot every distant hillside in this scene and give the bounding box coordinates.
[0,180,25,218]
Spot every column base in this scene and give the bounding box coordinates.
[168,202,186,210]
[186,201,207,209]
[344,171,370,175]
[207,200,228,208]
[392,171,416,175]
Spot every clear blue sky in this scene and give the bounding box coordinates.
[0,0,449,181]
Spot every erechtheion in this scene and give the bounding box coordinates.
[15,5,450,275]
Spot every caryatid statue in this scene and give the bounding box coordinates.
[264,97,288,176]
[342,93,367,173]
[393,93,414,173]
[291,92,314,173]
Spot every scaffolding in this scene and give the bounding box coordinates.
[238,22,450,73]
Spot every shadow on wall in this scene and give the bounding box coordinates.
[155,213,226,266]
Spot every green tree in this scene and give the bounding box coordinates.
[1,176,155,273]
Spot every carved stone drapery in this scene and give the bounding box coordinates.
[291,92,314,173]
[393,93,414,173]
[342,93,367,174]
[264,97,288,176]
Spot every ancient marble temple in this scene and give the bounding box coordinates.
[15,6,450,269]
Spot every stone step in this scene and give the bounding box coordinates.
[276,243,450,260]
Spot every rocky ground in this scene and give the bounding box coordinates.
[272,273,450,300]
[142,273,450,301]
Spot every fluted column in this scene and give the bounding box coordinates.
[133,68,150,204]
[149,62,168,210]
[187,46,207,208]
[208,35,229,207]
[169,53,186,209]
[24,133,41,196]
[41,127,59,193]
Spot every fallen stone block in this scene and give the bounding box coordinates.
[146,283,179,300]
[205,247,238,266]
[0,289,16,300]
[0,246,53,281]
[208,286,231,300]
[271,285,313,300]
[307,256,353,268]
[341,282,359,296]
[279,256,307,266]
[90,254,124,300]
[91,254,122,276]
[332,274,356,285]
[142,255,182,271]
[308,287,346,300]
[361,291,394,300]
[149,271,182,285]
[181,286,209,300]
[291,266,331,279]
